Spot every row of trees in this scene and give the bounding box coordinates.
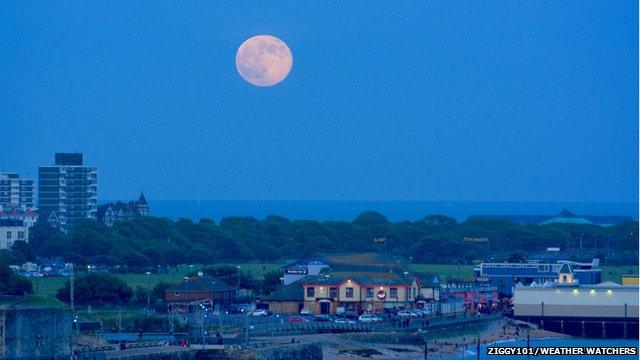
[4,212,638,270]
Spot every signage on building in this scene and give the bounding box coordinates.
[285,269,308,275]
[464,237,488,243]
[377,290,386,299]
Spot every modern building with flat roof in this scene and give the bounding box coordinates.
[0,172,35,210]
[513,270,639,338]
[38,153,97,232]
[475,259,601,296]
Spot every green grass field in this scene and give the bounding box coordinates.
[32,263,284,296]
[31,263,637,297]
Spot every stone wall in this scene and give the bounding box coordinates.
[2,308,72,360]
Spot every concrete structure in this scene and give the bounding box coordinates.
[0,295,72,359]
[0,219,29,250]
[96,192,149,227]
[0,173,35,210]
[475,259,601,296]
[38,153,97,232]
[165,273,235,311]
[0,206,38,228]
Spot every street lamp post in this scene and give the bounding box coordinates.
[184,276,190,314]
[236,266,242,294]
[70,263,75,312]
[146,271,152,310]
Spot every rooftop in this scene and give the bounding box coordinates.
[167,275,233,293]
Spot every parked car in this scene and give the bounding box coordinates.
[417,309,431,316]
[287,316,310,323]
[314,314,332,322]
[250,309,269,317]
[358,313,383,323]
[410,309,425,317]
[299,308,312,315]
[334,318,357,324]
[397,310,419,317]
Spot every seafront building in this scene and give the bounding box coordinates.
[165,272,235,311]
[0,172,35,210]
[474,259,601,295]
[439,279,498,313]
[38,153,97,232]
[264,253,459,316]
[0,206,38,228]
[96,192,149,227]
[513,266,639,338]
[0,219,29,250]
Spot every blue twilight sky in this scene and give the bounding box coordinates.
[1,1,637,202]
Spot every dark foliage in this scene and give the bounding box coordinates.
[14,213,639,267]
[56,273,133,305]
[0,264,33,295]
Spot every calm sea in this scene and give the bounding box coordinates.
[147,200,638,222]
[447,338,639,360]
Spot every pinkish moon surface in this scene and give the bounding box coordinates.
[236,35,293,87]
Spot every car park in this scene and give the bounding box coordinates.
[314,314,332,322]
[250,309,269,317]
[358,313,383,323]
[287,316,310,323]
[299,308,312,315]
[397,310,418,317]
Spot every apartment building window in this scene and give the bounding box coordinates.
[307,287,315,297]
[345,287,354,298]
[366,287,374,298]
[329,287,338,298]
[390,288,398,298]
[6,231,11,239]
[17,231,24,239]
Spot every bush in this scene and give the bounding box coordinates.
[0,264,33,295]
[56,273,133,305]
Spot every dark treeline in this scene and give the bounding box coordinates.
[3,212,638,270]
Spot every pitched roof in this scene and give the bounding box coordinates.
[558,263,572,274]
[303,267,414,287]
[263,280,304,301]
[137,192,148,206]
[413,272,440,287]
[167,275,233,293]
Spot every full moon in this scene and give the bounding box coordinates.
[236,35,293,87]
